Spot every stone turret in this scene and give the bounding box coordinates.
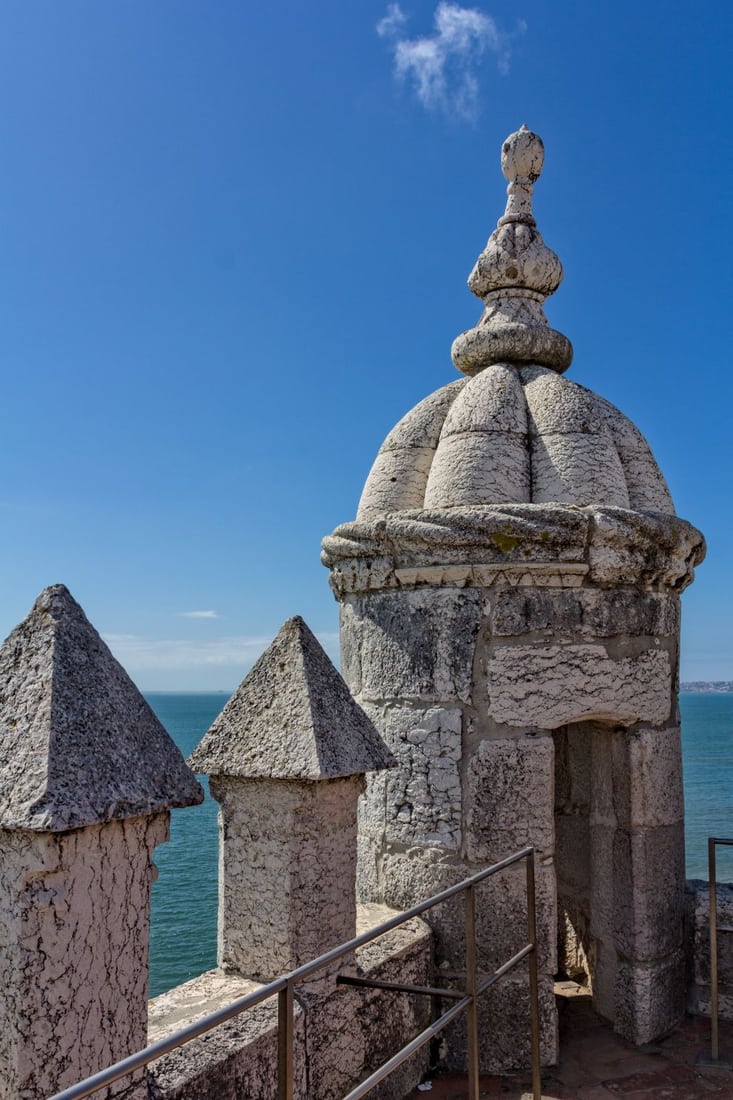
[0,585,203,1099]
[323,126,705,1069]
[190,615,393,984]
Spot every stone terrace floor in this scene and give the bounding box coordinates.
[404,989,733,1099]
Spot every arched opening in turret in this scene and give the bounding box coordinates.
[553,718,636,1019]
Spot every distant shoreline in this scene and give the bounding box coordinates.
[142,686,733,696]
[681,682,733,694]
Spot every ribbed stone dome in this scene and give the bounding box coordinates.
[357,363,673,520]
[357,125,673,522]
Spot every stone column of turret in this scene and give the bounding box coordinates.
[189,617,395,1100]
[189,615,394,984]
[0,585,203,1100]
[322,126,705,1067]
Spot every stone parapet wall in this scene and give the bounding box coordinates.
[0,816,168,1100]
[147,906,432,1100]
[686,880,733,1020]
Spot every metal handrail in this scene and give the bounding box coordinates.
[48,846,542,1100]
[707,837,733,1063]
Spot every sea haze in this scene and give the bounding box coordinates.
[146,692,733,998]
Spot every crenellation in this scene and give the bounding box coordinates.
[0,586,202,1100]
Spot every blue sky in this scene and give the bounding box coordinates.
[0,1,730,690]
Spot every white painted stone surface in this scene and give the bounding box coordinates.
[0,814,167,1100]
[487,644,672,728]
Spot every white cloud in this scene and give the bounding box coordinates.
[377,3,406,38]
[103,631,341,673]
[377,3,525,119]
[178,610,219,619]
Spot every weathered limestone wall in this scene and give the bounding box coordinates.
[686,881,733,1020]
[210,775,362,981]
[147,971,307,1100]
[0,585,203,1100]
[0,814,168,1100]
[147,906,432,1100]
[334,547,690,1063]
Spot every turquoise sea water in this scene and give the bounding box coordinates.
[146,691,733,999]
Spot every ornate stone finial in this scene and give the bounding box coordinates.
[451,125,573,376]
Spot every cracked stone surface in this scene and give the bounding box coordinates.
[0,585,203,831]
[465,735,554,860]
[339,589,482,703]
[209,775,362,982]
[0,813,167,1100]
[487,644,672,728]
[361,704,464,850]
[190,616,393,780]
[323,505,704,598]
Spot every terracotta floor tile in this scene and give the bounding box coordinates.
[403,1003,733,1100]
[575,1087,619,1099]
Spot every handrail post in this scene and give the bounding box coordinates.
[526,851,542,1100]
[709,838,719,1063]
[278,983,295,1100]
[465,882,480,1100]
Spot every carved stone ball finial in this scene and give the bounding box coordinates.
[502,124,544,183]
[451,124,573,376]
[500,124,544,223]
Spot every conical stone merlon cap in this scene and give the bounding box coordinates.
[190,616,394,780]
[0,584,203,832]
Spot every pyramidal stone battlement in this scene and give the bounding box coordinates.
[0,583,202,832]
[190,615,394,780]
